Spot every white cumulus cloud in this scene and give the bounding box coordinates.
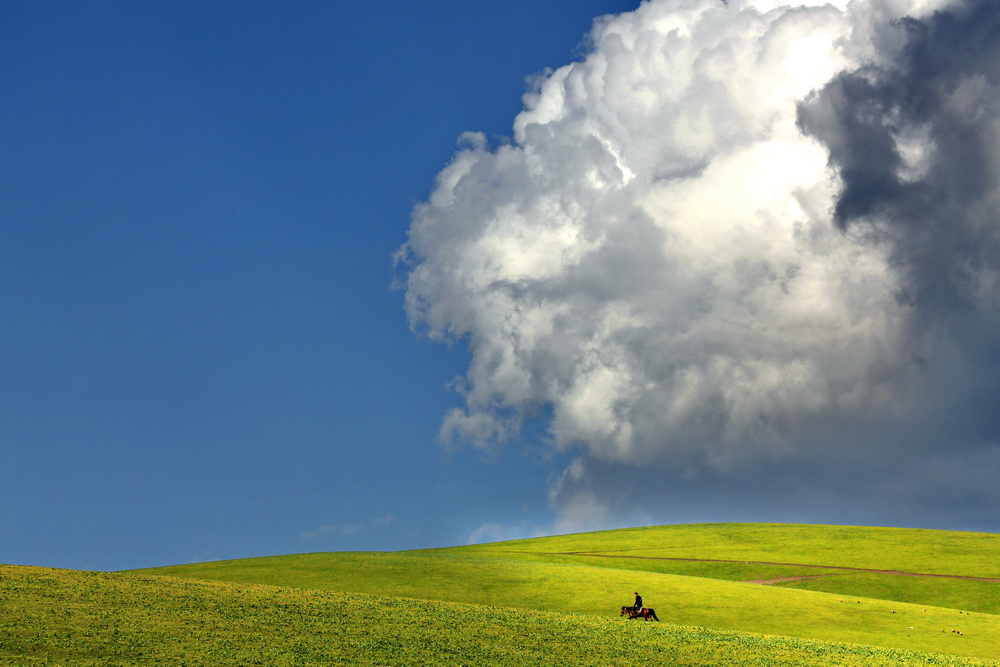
[399,0,998,527]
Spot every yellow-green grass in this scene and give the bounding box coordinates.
[2,565,995,666]
[141,552,1000,660]
[453,522,1000,616]
[770,573,1000,616]
[444,523,1000,615]
[140,523,1000,660]
[473,553,999,617]
[456,523,1000,578]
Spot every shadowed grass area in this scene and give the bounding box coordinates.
[770,573,1000,616]
[2,565,996,666]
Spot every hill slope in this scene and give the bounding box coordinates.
[453,523,1000,614]
[140,523,1000,661]
[2,564,995,666]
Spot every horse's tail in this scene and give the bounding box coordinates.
[650,608,660,621]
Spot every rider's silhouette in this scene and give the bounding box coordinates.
[633,592,642,612]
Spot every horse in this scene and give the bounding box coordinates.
[620,606,660,621]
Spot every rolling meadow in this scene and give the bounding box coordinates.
[3,523,998,665]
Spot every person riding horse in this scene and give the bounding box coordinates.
[620,604,659,621]
[633,592,642,613]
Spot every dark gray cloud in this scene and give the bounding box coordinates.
[800,0,1000,320]
[548,434,1000,534]
[794,1,1000,524]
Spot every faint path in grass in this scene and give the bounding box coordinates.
[527,552,1000,583]
[742,575,831,585]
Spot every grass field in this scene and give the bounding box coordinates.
[1,564,996,666]
[141,523,1000,661]
[4,523,998,664]
[456,523,1000,577]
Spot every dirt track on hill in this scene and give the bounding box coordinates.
[741,575,831,585]
[537,552,1000,583]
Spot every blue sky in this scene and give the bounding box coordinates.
[1,0,640,570]
[5,0,1000,572]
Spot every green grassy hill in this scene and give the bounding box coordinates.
[4,523,998,664]
[140,523,1000,661]
[1,564,995,666]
